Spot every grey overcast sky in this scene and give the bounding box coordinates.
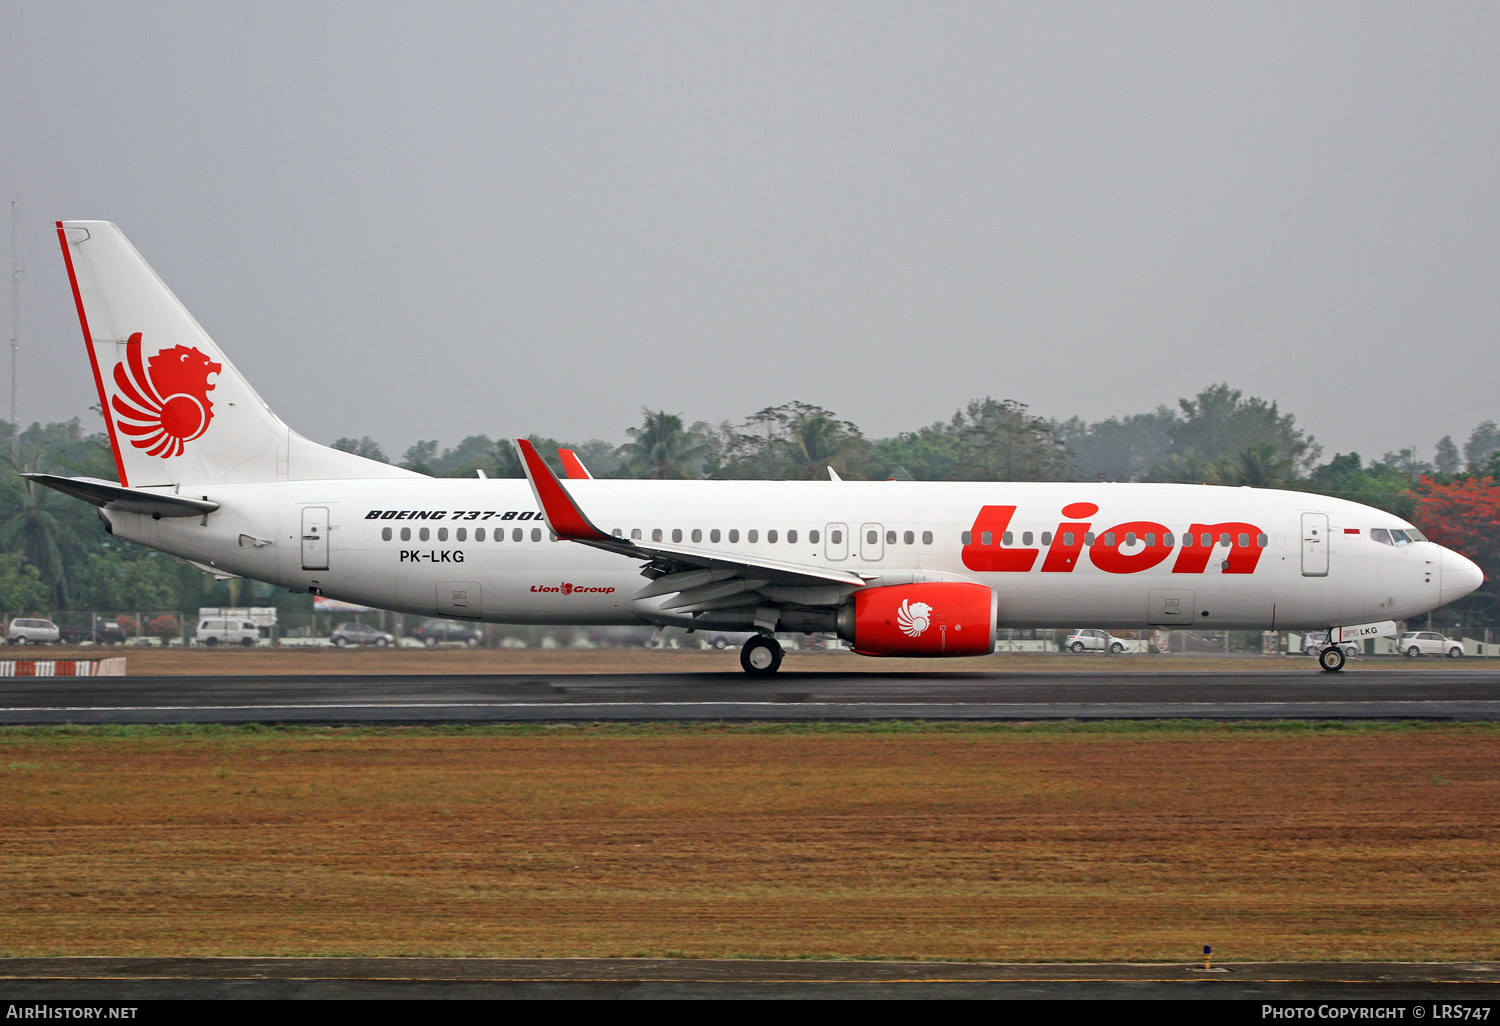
[2,1,1497,462]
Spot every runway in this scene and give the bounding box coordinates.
[2,666,1498,724]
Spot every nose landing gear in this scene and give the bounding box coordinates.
[1318,646,1346,672]
[740,635,785,676]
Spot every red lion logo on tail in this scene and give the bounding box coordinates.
[111,333,222,458]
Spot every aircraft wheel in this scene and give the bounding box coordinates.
[1109,642,1124,655]
[1318,646,1346,672]
[1406,646,1421,658]
[1070,641,1086,654]
[740,636,784,676]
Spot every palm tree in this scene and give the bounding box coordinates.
[619,410,709,479]
[782,407,866,480]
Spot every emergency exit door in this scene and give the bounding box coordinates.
[1301,512,1328,577]
[301,507,329,571]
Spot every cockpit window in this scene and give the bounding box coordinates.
[1404,528,1425,542]
[1390,529,1412,546]
[1370,528,1392,545]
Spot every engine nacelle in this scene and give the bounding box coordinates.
[839,581,995,657]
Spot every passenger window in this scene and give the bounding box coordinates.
[867,530,878,545]
[1201,533,1211,547]
[729,529,740,543]
[513,528,523,542]
[691,529,701,543]
[1041,532,1052,546]
[810,530,820,543]
[652,529,663,542]
[886,530,896,545]
[1143,533,1154,546]
[710,529,721,543]
[904,531,914,545]
[1022,531,1033,546]
[788,530,798,544]
[1085,532,1096,545]
[438,527,449,542]
[672,529,683,543]
[611,528,621,537]
[748,530,759,543]
[1219,533,1230,547]
[961,531,972,545]
[1001,532,1012,545]
[1164,533,1174,547]
[1237,533,1248,548]
[631,528,642,540]
[456,528,466,542]
[1063,532,1074,546]
[1256,533,1268,548]
[1370,528,1391,545]
[531,527,542,542]
[476,528,486,541]
[981,531,994,546]
[382,527,392,541]
[831,530,842,545]
[922,531,932,545]
[1125,532,1136,546]
[1103,532,1115,546]
[768,530,778,543]
[419,527,430,542]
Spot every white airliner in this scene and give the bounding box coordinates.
[30,221,1483,674]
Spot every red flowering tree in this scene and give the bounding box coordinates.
[1415,475,1499,622]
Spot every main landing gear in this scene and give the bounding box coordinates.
[740,635,784,676]
[1318,646,1346,672]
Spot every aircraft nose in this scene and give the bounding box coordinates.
[1440,547,1484,606]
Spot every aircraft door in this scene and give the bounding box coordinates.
[861,523,884,561]
[437,581,482,619]
[1301,513,1329,577]
[301,507,330,571]
[825,523,848,561]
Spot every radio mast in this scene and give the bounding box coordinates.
[9,198,20,460]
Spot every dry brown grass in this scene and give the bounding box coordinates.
[2,722,1496,962]
[61,645,1435,675]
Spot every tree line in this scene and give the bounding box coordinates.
[1,384,1494,624]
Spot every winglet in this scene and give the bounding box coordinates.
[558,448,593,480]
[513,439,613,542]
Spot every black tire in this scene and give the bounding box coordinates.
[334,637,348,648]
[1406,646,1421,658]
[740,636,784,676]
[240,637,254,648]
[1448,647,1463,659]
[1318,646,1346,672]
[1070,641,1086,654]
[376,638,389,648]
[1109,642,1124,655]
[15,636,27,646]
[714,637,728,650]
[204,636,218,647]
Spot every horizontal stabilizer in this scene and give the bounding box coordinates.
[22,473,219,518]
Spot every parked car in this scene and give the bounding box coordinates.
[59,618,127,645]
[1300,631,1360,659]
[1397,632,1465,658]
[196,617,260,647]
[330,622,395,648]
[1065,628,1129,654]
[413,620,482,647]
[7,618,60,645]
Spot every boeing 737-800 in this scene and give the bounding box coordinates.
[28,221,1483,674]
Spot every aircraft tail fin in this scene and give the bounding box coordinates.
[55,221,417,486]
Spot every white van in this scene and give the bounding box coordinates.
[196,617,260,647]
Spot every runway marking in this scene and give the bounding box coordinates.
[6,700,1500,712]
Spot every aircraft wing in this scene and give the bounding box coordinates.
[513,439,867,610]
[21,473,220,518]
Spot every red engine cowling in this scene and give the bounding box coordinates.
[844,581,995,657]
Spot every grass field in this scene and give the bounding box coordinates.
[2,721,1496,962]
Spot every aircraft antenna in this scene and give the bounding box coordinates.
[8,198,20,460]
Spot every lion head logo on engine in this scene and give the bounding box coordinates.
[111,332,222,458]
[896,599,932,638]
